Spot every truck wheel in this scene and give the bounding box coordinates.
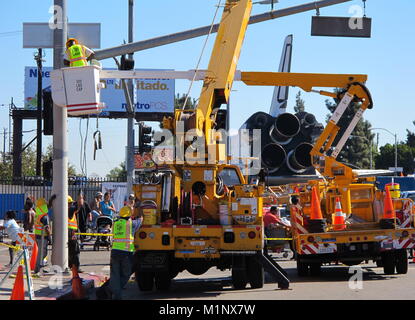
[246,256,264,289]
[296,258,309,277]
[155,272,172,291]
[382,252,395,275]
[395,249,408,274]
[309,263,321,276]
[136,271,154,291]
[375,259,383,268]
[232,268,248,289]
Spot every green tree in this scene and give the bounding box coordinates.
[106,161,127,180]
[375,143,415,175]
[42,144,77,176]
[175,93,196,110]
[294,91,306,113]
[325,91,375,169]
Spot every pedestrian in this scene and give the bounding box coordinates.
[127,194,135,210]
[33,198,51,274]
[73,193,92,243]
[64,38,94,67]
[109,206,141,300]
[23,198,35,232]
[68,195,82,272]
[100,192,116,219]
[89,192,103,229]
[0,211,22,268]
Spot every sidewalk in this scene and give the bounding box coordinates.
[0,243,110,300]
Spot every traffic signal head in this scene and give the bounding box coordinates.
[139,123,152,154]
[120,54,135,71]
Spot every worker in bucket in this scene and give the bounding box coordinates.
[109,205,141,300]
[64,38,94,67]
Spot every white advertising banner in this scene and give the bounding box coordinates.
[101,182,127,214]
[24,66,175,114]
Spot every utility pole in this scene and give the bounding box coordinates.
[3,128,6,163]
[51,0,69,272]
[35,48,43,176]
[126,0,135,193]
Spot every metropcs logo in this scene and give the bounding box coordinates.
[136,80,169,91]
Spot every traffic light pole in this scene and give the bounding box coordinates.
[126,0,135,193]
[35,48,43,177]
[51,0,69,272]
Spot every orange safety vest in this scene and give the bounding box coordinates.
[68,210,78,230]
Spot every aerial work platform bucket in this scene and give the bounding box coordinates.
[51,65,105,116]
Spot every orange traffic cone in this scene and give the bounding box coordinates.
[333,197,346,231]
[71,266,85,300]
[10,265,25,300]
[383,187,396,219]
[310,186,323,220]
[30,241,38,271]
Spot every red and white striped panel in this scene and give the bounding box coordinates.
[301,243,337,255]
[400,200,413,228]
[395,238,415,249]
[292,207,308,234]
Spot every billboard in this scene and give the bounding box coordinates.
[24,66,175,114]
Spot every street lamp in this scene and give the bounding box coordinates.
[349,135,373,169]
[370,128,398,175]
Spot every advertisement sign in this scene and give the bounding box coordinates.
[101,182,127,213]
[24,67,175,114]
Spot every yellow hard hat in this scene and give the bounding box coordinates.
[68,195,73,203]
[66,38,78,47]
[119,206,132,218]
[36,198,47,208]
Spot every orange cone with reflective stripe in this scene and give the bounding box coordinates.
[71,266,85,300]
[10,265,25,300]
[310,186,323,220]
[383,187,396,219]
[30,241,38,271]
[333,197,346,231]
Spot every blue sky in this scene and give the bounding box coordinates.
[1,0,414,176]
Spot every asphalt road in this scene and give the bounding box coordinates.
[2,241,415,300]
[120,254,415,300]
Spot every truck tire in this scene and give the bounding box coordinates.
[232,268,248,289]
[382,252,395,275]
[136,271,154,291]
[395,249,408,274]
[246,256,264,289]
[309,262,321,276]
[155,272,172,291]
[296,258,309,277]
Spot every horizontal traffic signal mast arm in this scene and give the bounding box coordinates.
[239,72,368,92]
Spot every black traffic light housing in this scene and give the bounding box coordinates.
[43,88,54,136]
[120,54,135,71]
[139,123,152,154]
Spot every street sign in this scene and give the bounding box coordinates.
[389,167,403,173]
[311,16,371,38]
[23,23,101,48]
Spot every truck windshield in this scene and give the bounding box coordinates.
[219,168,242,186]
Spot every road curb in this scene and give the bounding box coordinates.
[36,273,107,300]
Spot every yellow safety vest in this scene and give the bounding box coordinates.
[34,204,48,236]
[112,219,134,252]
[66,44,88,67]
[68,210,78,230]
